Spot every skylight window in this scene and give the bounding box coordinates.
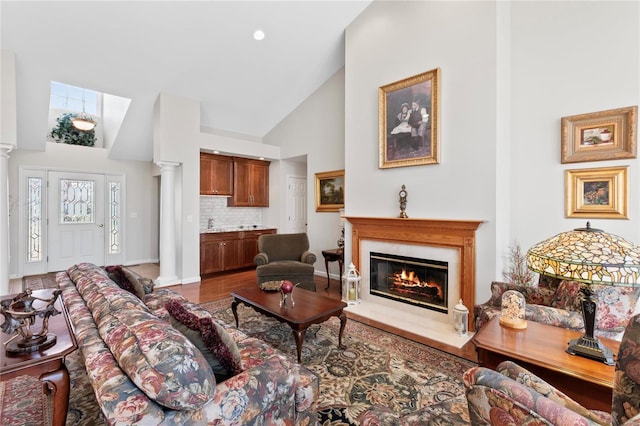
[50,81,98,115]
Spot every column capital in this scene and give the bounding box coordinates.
[155,161,180,170]
[0,144,15,158]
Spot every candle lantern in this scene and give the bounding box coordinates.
[342,262,361,305]
[453,299,469,335]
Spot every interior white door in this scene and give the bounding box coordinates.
[48,171,105,272]
[287,176,307,233]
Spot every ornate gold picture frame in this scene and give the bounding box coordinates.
[565,166,628,219]
[379,68,440,169]
[315,170,344,212]
[561,105,637,163]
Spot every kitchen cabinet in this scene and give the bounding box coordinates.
[200,232,241,274]
[227,158,270,207]
[200,153,233,196]
[200,229,276,275]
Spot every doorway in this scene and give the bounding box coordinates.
[286,176,307,233]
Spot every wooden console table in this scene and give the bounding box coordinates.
[473,316,618,413]
[1,289,78,426]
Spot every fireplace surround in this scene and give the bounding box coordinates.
[347,217,483,334]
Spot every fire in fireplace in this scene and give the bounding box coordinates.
[370,252,448,313]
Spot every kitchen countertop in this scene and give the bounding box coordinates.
[201,226,276,234]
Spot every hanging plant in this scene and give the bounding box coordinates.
[50,113,96,146]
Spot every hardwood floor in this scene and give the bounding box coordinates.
[130,264,478,362]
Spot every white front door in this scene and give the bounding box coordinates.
[287,176,307,233]
[47,171,105,272]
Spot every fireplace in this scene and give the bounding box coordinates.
[347,217,483,336]
[370,252,448,313]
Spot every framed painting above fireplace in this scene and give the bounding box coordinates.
[379,68,440,169]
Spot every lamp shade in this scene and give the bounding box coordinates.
[526,223,640,286]
[71,113,96,131]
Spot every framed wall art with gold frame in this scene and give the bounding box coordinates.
[379,68,440,169]
[565,166,628,219]
[561,105,637,164]
[315,170,344,212]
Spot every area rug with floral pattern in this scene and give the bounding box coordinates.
[203,298,476,425]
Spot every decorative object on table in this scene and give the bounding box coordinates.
[526,222,640,365]
[499,290,527,329]
[565,166,628,219]
[342,263,361,305]
[379,68,440,169]
[561,105,637,164]
[1,289,62,353]
[453,299,469,335]
[398,184,408,218]
[503,241,535,286]
[279,280,299,308]
[259,281,281,291]
[315,170,344,212]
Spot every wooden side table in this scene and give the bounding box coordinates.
[321,248,344,293]
[1,289,78,426]
[473,316,618,412]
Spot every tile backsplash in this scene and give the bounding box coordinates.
[200,196,264,230]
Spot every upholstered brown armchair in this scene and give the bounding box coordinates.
[254,233,317,292]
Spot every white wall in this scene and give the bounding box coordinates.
[510,1,640,248]
[264,70,346,271]
[7,142,158,276]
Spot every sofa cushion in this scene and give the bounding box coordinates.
[105,265,146,299]
[592,284,640,336]
[99,308,216,410]
[486,281,556,308]
[166,299,243,382]
[551,280,584,312]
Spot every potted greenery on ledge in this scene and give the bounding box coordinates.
[50,113,96,146]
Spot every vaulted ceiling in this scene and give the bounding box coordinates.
[1,1,371,160]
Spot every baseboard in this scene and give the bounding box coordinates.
[124,258,159,266]
[181,275,201,285]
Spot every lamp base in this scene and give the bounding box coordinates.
[566,334,615,366]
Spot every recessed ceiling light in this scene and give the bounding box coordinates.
[213,150,219,154]
[253,30,265,41]
[259,157,265,160]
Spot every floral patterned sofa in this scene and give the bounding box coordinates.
[57,263,318,425]
[474,280,640,341]
[463,313,640,425]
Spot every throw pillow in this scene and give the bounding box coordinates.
[591,284,640,334]
[165,300,242,381]
[551,280,584,312]
[105,265,145,299]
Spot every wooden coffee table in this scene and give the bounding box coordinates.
[473,316,618,412]
[231,286,347,362]
[1,289,78,426]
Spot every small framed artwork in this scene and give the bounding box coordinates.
[565,166,628,219]
[315,170,344,212]
[561,105,637,163]
[379,68,440,169]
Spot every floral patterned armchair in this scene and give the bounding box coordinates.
[464,313,640,425]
